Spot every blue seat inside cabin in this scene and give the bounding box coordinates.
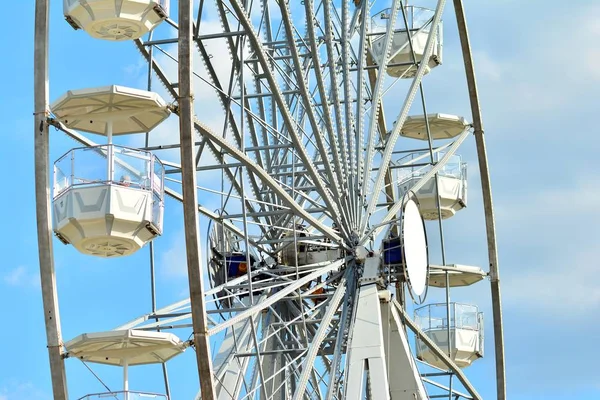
[383,237,403,265]
[225,253,256,278]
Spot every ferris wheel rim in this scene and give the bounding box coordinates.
[34,0,507,398]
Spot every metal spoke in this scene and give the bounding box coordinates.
[361,0,447,236]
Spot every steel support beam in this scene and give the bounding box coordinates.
[362,0,447,235]
[178,0,216,397]
[47,120,270,255]
[208,261,346,336]
[360,127,470,245]
[212,303,254,400]
[453,2,506,399]
[227,0,346,238]
[345,258,390,400]
[366,49,396,227]
[292,278,346,400]
[34,0,68,398]
[381,296,427,400]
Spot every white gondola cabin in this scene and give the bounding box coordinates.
[370,6,443,78]
[50,85,171,257]
[415,303,484,368]
[53,145,165,257]
[397,151,467,220]
[64,0,169,41]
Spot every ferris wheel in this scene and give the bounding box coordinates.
[33,0,506,400]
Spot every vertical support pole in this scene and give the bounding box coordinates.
[123,360,129,396]
[106,120,113,144]
[178,0,217,398]
[383,299,428,400]
[144,30,171,400]
[34,1,69,399]
[345,258,390,400]
[107,120,114,182]
[452,1,506,399]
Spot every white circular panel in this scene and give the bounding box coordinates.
[401,113,469,141]
[50,85,171,136]
[65,329,187,366]
[65,0,168,41]
[402,199,428,296]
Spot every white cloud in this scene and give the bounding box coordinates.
[2,266,40,288]
[122,58,148,81]
[496,178,600,243]
[504,247,600,315]
[159,228,216,275]
[473,51,503,82]
[584,48,600,81]
[3,266,26,285]
[0,381,49,400]
[494,177,600,316]
[159,231,189,278]
[450,4,600,118]
[577,6,600,82]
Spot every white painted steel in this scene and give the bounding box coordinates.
[428,264,486,287]
[362,127,470,245]
[370,12,443,78]
[414,303,484,369]
[53,185,161,257]
[292,282,346,400]
[401,114,470,141]
[400,174,467,220]
[213,305,255,399]
[123,359,129,395]
[65,329,187,365]
[345,257,390,400]
[402,199,428,296]
[384,300,428,400]
[362,0,448,235]
[64,0,169,41]
[280,235,342,267]
[50,85,170,136]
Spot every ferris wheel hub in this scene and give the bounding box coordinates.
[354,246,370,262]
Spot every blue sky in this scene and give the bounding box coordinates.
[1,1,600,399]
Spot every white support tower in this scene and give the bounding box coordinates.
[345,257,391,400]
